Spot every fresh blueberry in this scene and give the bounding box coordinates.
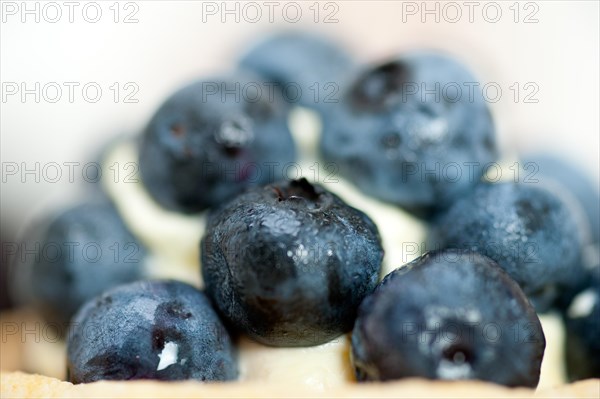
[352,249,545,388]
[320,51,497,217]
[24,202,147,326]
[238,31,356,112]
[521,153,599,245]
[67,280,238,383]
[429,182,583,312]
[201,178,383,347]
[563,264,600,381]
[139,73,296,213]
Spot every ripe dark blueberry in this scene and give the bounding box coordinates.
[352,250,545,388]
[67,280,238,383]
[24,203,147,326]
[563,264,600,381]
[238,31,356,112]
[139,73,296,213]
[201,178,383,347]
[429,182,583,312]
[320,51,497,217]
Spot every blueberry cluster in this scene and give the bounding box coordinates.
[428,182,583,312]
[13,30,598,386]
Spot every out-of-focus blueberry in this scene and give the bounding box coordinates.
[238,31,356,112]
[321,51,497,218]
[26,202,147,326]
[139,73,296,213]
[563,264,600,381]
[521,154,599,244]
[518,154,600,311]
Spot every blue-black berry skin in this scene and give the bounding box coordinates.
[139,73,296,213]
[201,178,384,347]
[429,182,583,312]
[320,51,497,217]
[563,265,600,381]
[352,250,545,388]
[67,280,238,383]
[28,203,147,326]
[238,31,356,112]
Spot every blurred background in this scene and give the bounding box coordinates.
[1,0,599,387]
[2,0,599,234]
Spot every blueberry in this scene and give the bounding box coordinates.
[429,182,583,312]
[238,31,356,112]
[201,178,383,346]
[320,51,497,217]
[25,202,147,326]
[352,249,545,388]
[67,280,238,383]
[139,73,296,213]
[518,154,599,311]
[563,264,600,381]
[521,153,599,244]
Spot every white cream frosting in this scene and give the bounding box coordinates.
[238,335,354,390]
[101,141,203,287]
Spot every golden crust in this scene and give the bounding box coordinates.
[3,308,599,398]
[2,372,599,399]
